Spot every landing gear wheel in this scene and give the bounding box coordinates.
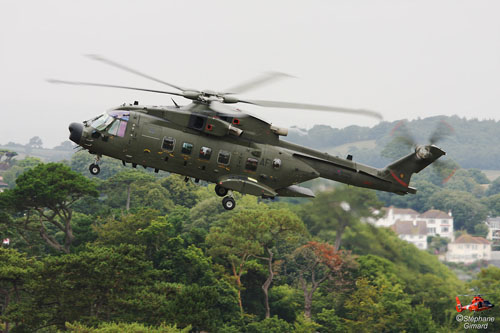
[89,163,100,175]
[215,185,228,197]
[222,196,236,210]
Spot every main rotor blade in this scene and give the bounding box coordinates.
[223,71,294,95]
[47,79,185,97]
[86,54,191,92]
[238,99,383,120]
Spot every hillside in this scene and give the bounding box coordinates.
[287,115,500,170]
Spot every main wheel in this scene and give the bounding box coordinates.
[222,197,236,210]
[89,163,100,175]
[215,185,228,197]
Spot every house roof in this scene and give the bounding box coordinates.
[453,234,490,245]
[391,220,427,236]
[486,217,500,224]
[420,209,451,219]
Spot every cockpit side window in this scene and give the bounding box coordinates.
[91,114,109,130]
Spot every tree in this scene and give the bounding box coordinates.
[293,241,356,318]
[487,177,500,196]
[26,136,43,149]
[53,140,74,151]
[207,207,306,317]
[104,169,156,211]
[429,190,488,232]
[1,156,42,187]
[17,244,154,331]
[70,150,126,180]
[253,209,305,318]
[0,163,98,253]
[160,175,201,208]
[482,193,500,216]
[206,207,269,313]
[0,248,35,332]
[299,186,382,250]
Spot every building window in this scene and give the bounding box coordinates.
[162,137,175,152]
[428,228,436,234]
[218,151,231,165]
[182,142,193,155]
[442,227,448,233]
[245,158,258,171]
[199,147,212,160]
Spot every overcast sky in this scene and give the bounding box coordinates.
[1,0,499,148]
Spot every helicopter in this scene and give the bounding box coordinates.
[456,294,495,312]
[50,55,446,210]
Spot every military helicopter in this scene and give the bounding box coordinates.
[456,294,495,312]
[50,55,446,210]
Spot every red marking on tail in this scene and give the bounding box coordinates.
[390,170,408,187]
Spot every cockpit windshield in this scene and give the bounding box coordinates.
[90,111,130,137]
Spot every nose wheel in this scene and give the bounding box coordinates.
[89,155,102,175]
[89,163,100,175]
[222,196,236,210]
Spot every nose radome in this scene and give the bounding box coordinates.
[68,122,83,144]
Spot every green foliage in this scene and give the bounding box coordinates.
[1,156,42,187]
[429,190,488,232]
[246,316,292,333]
[65,321,191,332]
[70,150,126,180]
[487,177,500,196]
[482,193,500,216]
[0,149,472,332]
[1,163,98,253]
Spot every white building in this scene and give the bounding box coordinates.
[445,235,491,264]
[375,206,419,227]
[391,220,428,250]
[374,207,454,241]
[419,209,454,240]
[485,217,500,241]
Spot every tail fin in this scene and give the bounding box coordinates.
[456,296,463,312]
[380,145,445,194]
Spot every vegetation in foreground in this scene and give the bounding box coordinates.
[0,150,500,332]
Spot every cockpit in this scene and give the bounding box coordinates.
[87,111,130,137]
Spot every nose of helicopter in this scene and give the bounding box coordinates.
[68,122,83,144]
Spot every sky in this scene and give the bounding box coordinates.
[1,0,499,148]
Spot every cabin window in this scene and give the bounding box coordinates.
[107,120,120,136]
[218,151,231,165]
[245,158,258,171]
[193,116,205,129]
[199,147,212,160]
[272,158,282,169]
[182,142,193,155]
[162,137,175,152]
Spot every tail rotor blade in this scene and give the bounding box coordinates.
[429,120,454,145]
